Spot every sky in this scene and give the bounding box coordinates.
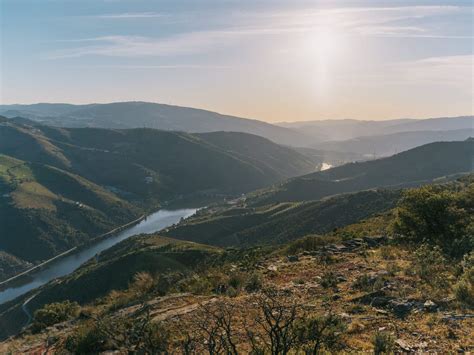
[0,0,473,122]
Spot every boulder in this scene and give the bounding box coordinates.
[389,299,414,318]
[423,300,438,312]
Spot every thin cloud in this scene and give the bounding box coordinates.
[387,54,474,86]
[79,64,232,69]
[96,12,165,19]
[48,5,473,59]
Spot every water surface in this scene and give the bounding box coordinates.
[0,208,196,304]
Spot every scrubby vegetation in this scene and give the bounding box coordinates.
[31,301,80,332]
[393,182,473,258]
[1,173,473,353]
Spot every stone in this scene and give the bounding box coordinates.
[423,300,438,312]
[371,296,394,308]
[395,339,412,351]
[287,255,299,262]
[389,299,413,318]
[352,290,387,305]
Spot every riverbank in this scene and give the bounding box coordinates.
[0,214,147,291]
[0,208,197,306]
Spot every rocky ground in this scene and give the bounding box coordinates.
[1,237,473,354]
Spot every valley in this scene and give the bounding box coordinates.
[0,109,472,352]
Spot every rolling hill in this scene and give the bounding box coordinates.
[163,189,401,247]
[0,154,141,264]
[246,140,473,205]
[278,116,473,142]
[313,129,473,157]
[0,102,313,147]
[0,118,316,206]
[0,117,318,278]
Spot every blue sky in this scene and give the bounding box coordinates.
[0,0,472,121]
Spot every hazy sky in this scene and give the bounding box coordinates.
[1,0,473,122]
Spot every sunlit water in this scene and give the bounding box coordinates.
[320,162,333,171]
[0,208,196,305]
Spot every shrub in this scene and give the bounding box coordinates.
[352,274,373,291]
[295,314,346,353]
[454,252,474,307]
[228,273,245,291]
[320,271,339,289]
[65,321,109,354]
[245,272,263,293]
[65,305,170,353]
[380,246,397,260]
[32,301,80,332]
[393,186,473,258]
[412,244,450,293]
[373,331,395,355]
[130,271,154,296]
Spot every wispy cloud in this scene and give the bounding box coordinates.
[79,64,232,69]
[49,5,473,59]
[95,12,164,19]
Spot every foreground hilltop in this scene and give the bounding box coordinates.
[0,176,472,352]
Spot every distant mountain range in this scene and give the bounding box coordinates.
[1,103,471,149]
[0,102,313,147]
[278,116,473,142]
[312,129,473,157]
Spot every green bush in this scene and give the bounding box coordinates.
[412,244,450,293]
[393,185,473,258]
[295,314,346,353]
[65,321,109,354]
[454,252,474,307]
[245,272,263,293]
[372,331,395,354]
[320,271,339,289]
[32,301,80,332]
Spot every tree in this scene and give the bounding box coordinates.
[393,185,473,257]
[294,314,346,354]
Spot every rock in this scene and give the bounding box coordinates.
[267,265,278,271]
[389,299,413,318]
[287,255,299,262]
[371,296,394,307]
[423,300,438,312]
[395,339,412,351]
[415,341,428,350]
[441,313,474,322]
[352,290,387,305]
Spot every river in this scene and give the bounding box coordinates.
[320,162,333,171]
[0,208,197,305]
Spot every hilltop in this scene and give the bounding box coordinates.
[0,102,314,147]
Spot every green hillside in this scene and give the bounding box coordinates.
[163,189,401,247]
[248,140,473,205]
[0,119,316,206]
[0,154,140,264]
[26,235,221,307]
